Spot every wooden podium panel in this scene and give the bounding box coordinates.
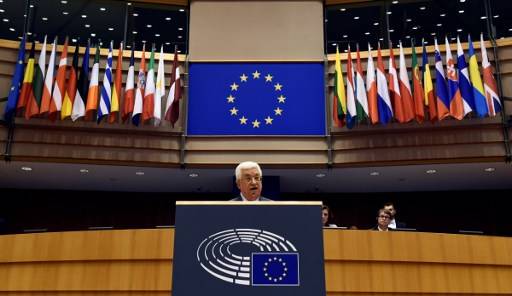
[1,229,512,295]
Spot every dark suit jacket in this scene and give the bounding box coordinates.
[230,196,272,201]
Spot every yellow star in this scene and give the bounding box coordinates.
[265,74,273,82]
[239,116,248,124]
[252,119,261,128]
[227,95,235,103]
[277,95,286,103]
[229,107,238,115]
[274,83,283,91]
[230,82,239,91]
[264,116,273,125]
[274,107,283,116]
[240,74,248,82]
[252,71,261,79]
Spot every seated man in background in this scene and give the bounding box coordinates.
[372,209,393,231]
[322,205,337,227]
[231,161,271,201]
[383,202,406,229]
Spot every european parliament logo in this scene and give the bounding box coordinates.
[187,63,325,135]
[196,228,300,286]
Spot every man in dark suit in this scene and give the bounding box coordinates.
[231,161,271,201]
[383,202,406,229]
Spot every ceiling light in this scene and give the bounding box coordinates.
[392,0,398,3]
[451,37,456,41]
[29,4,34,8]
[178,27,183,30]
[419,6,426,10]
[27,32,32,35]
[71,38,77,42]
[458,10,464,13]
[493,15,499,18]
[62,11,68,15]
[460,0,466,2]
[0,9,4,12]
[431,32,436,36]
[133,13,138,16]
[406,18,412,22]
[324,19,328,22]
[126,45,131,48]
[3,18,8,22]
[21,166,32,171]
[81,14,87,18]
[370,171,380,176]
[135,171,145,176]
[179,8,185,12]
[353,16,359,20]
[387,11,392,15]
[177,50,181,53]
[155,33,160,37]
[189,173,199,178]
[440,13,446,17]
[484,167,495,172]
[127,2,132,6]
[389,29,394,32]
[365,32,370,35]
[509,28,512,31]
[165,17,171,21]
[178,35,183,39]
[340,8,346,12]
[437,23,442,27]
[100,7,106,11]
[142,40,146,43]
[481,16,487,19]
[412,26,418,30]
[132,31,137,34]
[379,37,384,41]
[405,35,410,39]
[61,0,67,3]
[315,173,326,178]
[108,27,114,31]
[79,169,89,173]
[165,42,170,45]
[457,28,463,32]
[146,24,152,28]
[9,27,14,31]
[426,169,437,174]
[41,17,48,21]
[18,36,22,39]
[331,43,336,46]
[85,24,90,28]
[373,22,379,25]
[90,33,96,37]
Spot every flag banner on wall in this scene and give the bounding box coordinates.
[187,63,326,135]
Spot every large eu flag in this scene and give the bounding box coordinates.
[187,63,325,135]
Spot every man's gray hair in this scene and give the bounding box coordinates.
[235,161,262,181]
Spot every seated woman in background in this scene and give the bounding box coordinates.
[322,205,338,227]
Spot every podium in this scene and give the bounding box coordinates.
[172,201,326,296]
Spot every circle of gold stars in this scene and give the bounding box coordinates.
[226,70,286,128]
[263,257,288,282]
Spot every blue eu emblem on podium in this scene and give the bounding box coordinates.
[252,253,300,286]
[196,228,300,286]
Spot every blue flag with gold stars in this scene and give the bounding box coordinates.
[187,63,325,135]
[252,253,300,286]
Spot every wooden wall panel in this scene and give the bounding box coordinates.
[1,229,512,295]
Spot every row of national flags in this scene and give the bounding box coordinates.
[4,36,182,127]
[333,33,502,128]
